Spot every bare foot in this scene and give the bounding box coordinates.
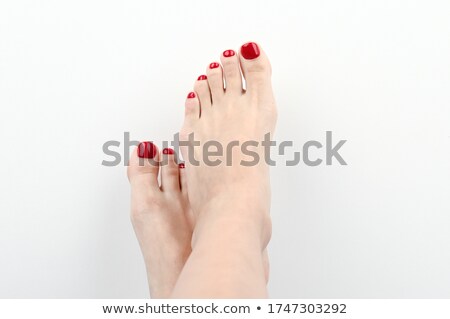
[180,42,276,242]
[127,42,274,298]
[170,42,276,297]
[127,144,193,298]
[127,142,270,298]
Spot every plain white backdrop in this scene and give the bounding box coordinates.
[0,0,449,298]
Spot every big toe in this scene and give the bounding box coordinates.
[127,141,161,214]
[239,42,272,94]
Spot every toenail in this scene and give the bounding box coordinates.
[209,62,220,69]
[223,49,235,57]
[240,42,260,60]
[197,75,207,80]
[187,92,196,98]
[138,142,157,159]
[178,163,185,169]
[162,148,174,155]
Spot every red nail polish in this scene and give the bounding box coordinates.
[179,163,185,169]
[163,148,174,155]
[187,92,196,98]
[138,142,157,159]
[209,62,220,69]
[240,42,260,60]
[197,75,207,80]
[223,49,235,57]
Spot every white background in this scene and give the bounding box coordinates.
[0,0,449,298]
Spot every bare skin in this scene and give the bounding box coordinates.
[127,42,275,298]
[127,147,193,298]
[127,146,269,298]
[172,42,276,298]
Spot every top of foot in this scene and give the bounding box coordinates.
[180,41,276,231]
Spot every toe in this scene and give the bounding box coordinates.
[127,142,161,215]
[239,42,272,94]
[185,91,200,121]
[182,92,199,155]
[206,62,224,103]
[220,49,243,93]
[194,75,212,111]
[178,163,195,230]
[127,141,160,189]
[178,163,187,194]
[160,148,180,192]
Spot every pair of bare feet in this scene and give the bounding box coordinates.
[127,42,277,298]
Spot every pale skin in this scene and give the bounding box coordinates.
[127,42,276,298]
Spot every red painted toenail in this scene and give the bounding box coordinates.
[197,75,207,80]
[162,148,174,155]
[138,142,157,159]
[187,92,196,98]
[240,42,260,60]
[209,62,220,69]
[223,49,235,57]
[178,163,185,169]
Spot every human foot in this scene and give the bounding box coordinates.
[127,143,193,298]
[127,141,270,297]
[180,42,276,240]
[172,42,276,297]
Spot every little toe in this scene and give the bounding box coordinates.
[178,163,195,230]
[194,75,212,111]
[206,62,224,103]
[178,163,187,194]
[220,49,243,93]
[184,91,200,123]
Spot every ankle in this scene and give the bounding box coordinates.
[191,197,272,251]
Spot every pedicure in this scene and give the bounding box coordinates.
[138,142,157,159]
[197,75,207,80]
[178,163,185,169]
[162,148,174,155]
[187,92,196,98]
[223,49,235,57]
[209,62,220,69]
[240,42,260,60]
